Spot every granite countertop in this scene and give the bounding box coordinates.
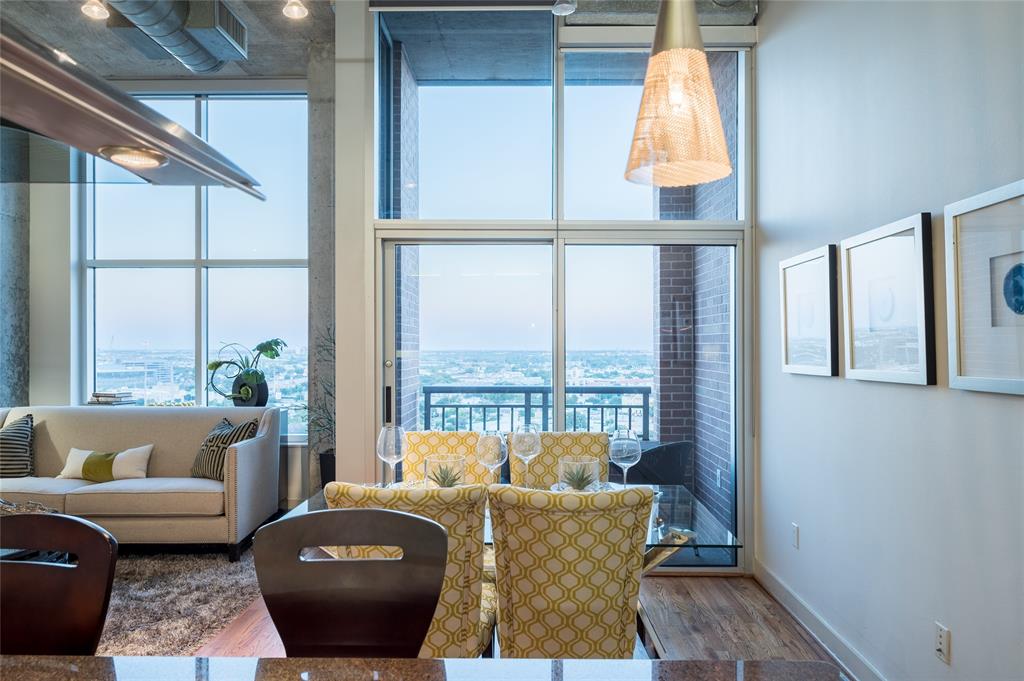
[1,656,843,681]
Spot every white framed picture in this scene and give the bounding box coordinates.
[840,213,936,385]
[779,245,839,376]
[945,179,1024,395]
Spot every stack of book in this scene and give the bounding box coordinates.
[88,391,136,406]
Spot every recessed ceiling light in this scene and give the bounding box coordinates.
[81,0,110,21]
[552,0,577,16]
[98,146,168,170]
[282,0,308,20]
[52,49,77,66]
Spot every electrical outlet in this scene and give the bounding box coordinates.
[791,522,799,549]
[934,622,951,664]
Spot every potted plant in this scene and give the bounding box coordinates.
[305,324,336,485]
[207,339,287,407]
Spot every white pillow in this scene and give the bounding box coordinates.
[58,445,153,482]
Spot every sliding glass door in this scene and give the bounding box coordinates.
[381,237,739,567]
[383,242,553,434]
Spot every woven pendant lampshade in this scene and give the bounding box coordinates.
[625,0,732,187]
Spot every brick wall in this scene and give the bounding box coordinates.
[692,246,733,529]
[658,186,694,220]
[693,51,739,220]
[395,245,420,431]
[653,246,694,445]
[383,42,419,219]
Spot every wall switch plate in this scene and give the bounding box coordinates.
[934,622,951,664]
[791,522,799,549]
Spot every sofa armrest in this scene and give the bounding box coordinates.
[224,408,281,544]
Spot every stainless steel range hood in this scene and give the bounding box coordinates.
[0,22,263,199]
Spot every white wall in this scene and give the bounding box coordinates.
[28,181,79,406]
[755,2,1023,680]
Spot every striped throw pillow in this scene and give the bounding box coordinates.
[191,418,258,481]
[0,414,34,478]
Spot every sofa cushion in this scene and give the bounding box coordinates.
[65,478,225,517]
[0,477,96,513]
[0,414,34,478]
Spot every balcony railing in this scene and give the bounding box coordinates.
[421,385,651,440]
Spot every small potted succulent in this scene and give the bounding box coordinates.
[207,339,287,407]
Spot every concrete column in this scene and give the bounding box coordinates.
[0,139,30,407]
[334,1,376,484]
[307,39,336,491]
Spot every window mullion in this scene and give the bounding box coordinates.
[195,95,208,407]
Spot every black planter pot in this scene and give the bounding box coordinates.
[319,448,336,485]
[231,376,269,407]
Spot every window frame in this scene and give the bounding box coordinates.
[369,14,757,573]
[80,89,310,441]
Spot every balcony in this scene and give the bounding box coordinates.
[421,385,652,440]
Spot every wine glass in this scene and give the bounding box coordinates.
[609,429,642,487]
[376,425,405,487]
[476,430,508,483]
[511,423,541,489]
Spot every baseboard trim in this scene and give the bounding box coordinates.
[753,560,886,681]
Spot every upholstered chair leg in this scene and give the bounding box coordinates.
[227,544,242,562]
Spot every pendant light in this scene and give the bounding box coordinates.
[625,0,731,187]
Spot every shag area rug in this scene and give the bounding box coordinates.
[96,552,260,656]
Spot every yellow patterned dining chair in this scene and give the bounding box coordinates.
[486,484,654,658]
[403,431,499,485]
[323,482,496,658]
[507,431,609,490]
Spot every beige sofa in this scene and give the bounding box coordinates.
[0,406,280,561]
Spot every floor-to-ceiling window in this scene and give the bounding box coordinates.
[86,95,309,436]
[375,9,749,568]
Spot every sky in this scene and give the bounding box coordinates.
[93,77,728,355]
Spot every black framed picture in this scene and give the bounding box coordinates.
[840,213,935,385]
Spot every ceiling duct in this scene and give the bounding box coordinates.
[106,0,248,74]
[0,22,263,198]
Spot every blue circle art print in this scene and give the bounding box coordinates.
[1004,263,1024,315]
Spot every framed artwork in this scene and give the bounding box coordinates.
[840,213,935,385]
[779,245,839,376]
[944,179,1024,395]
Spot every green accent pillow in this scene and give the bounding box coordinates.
[58,445,153,481]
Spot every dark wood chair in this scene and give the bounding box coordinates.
[253,508,448,658]
[0,513,118,655]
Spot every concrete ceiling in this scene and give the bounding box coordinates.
[568,0,757,26]
[0,0,335,80]
[383,11,553,84]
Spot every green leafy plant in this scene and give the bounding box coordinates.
[207,339,287,401]
[304,324,335,454]
[562,464,596,491]
[428,464,463,488]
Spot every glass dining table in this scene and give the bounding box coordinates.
[283,484,742,552]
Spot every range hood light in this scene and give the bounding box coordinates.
[81,0,110,21]
[282,0,309,20]
[99,146,168,170]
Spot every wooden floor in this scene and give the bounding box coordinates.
[199,577,832,663]
[639,577,833,662]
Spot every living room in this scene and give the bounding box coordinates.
[0,1,1021,680]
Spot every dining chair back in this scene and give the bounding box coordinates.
[253,508,448,658]
[402,431,499,484]
[324,482,493,657]
[487,484,654,658]
[0,513,118,655]
[507,431,609,489]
